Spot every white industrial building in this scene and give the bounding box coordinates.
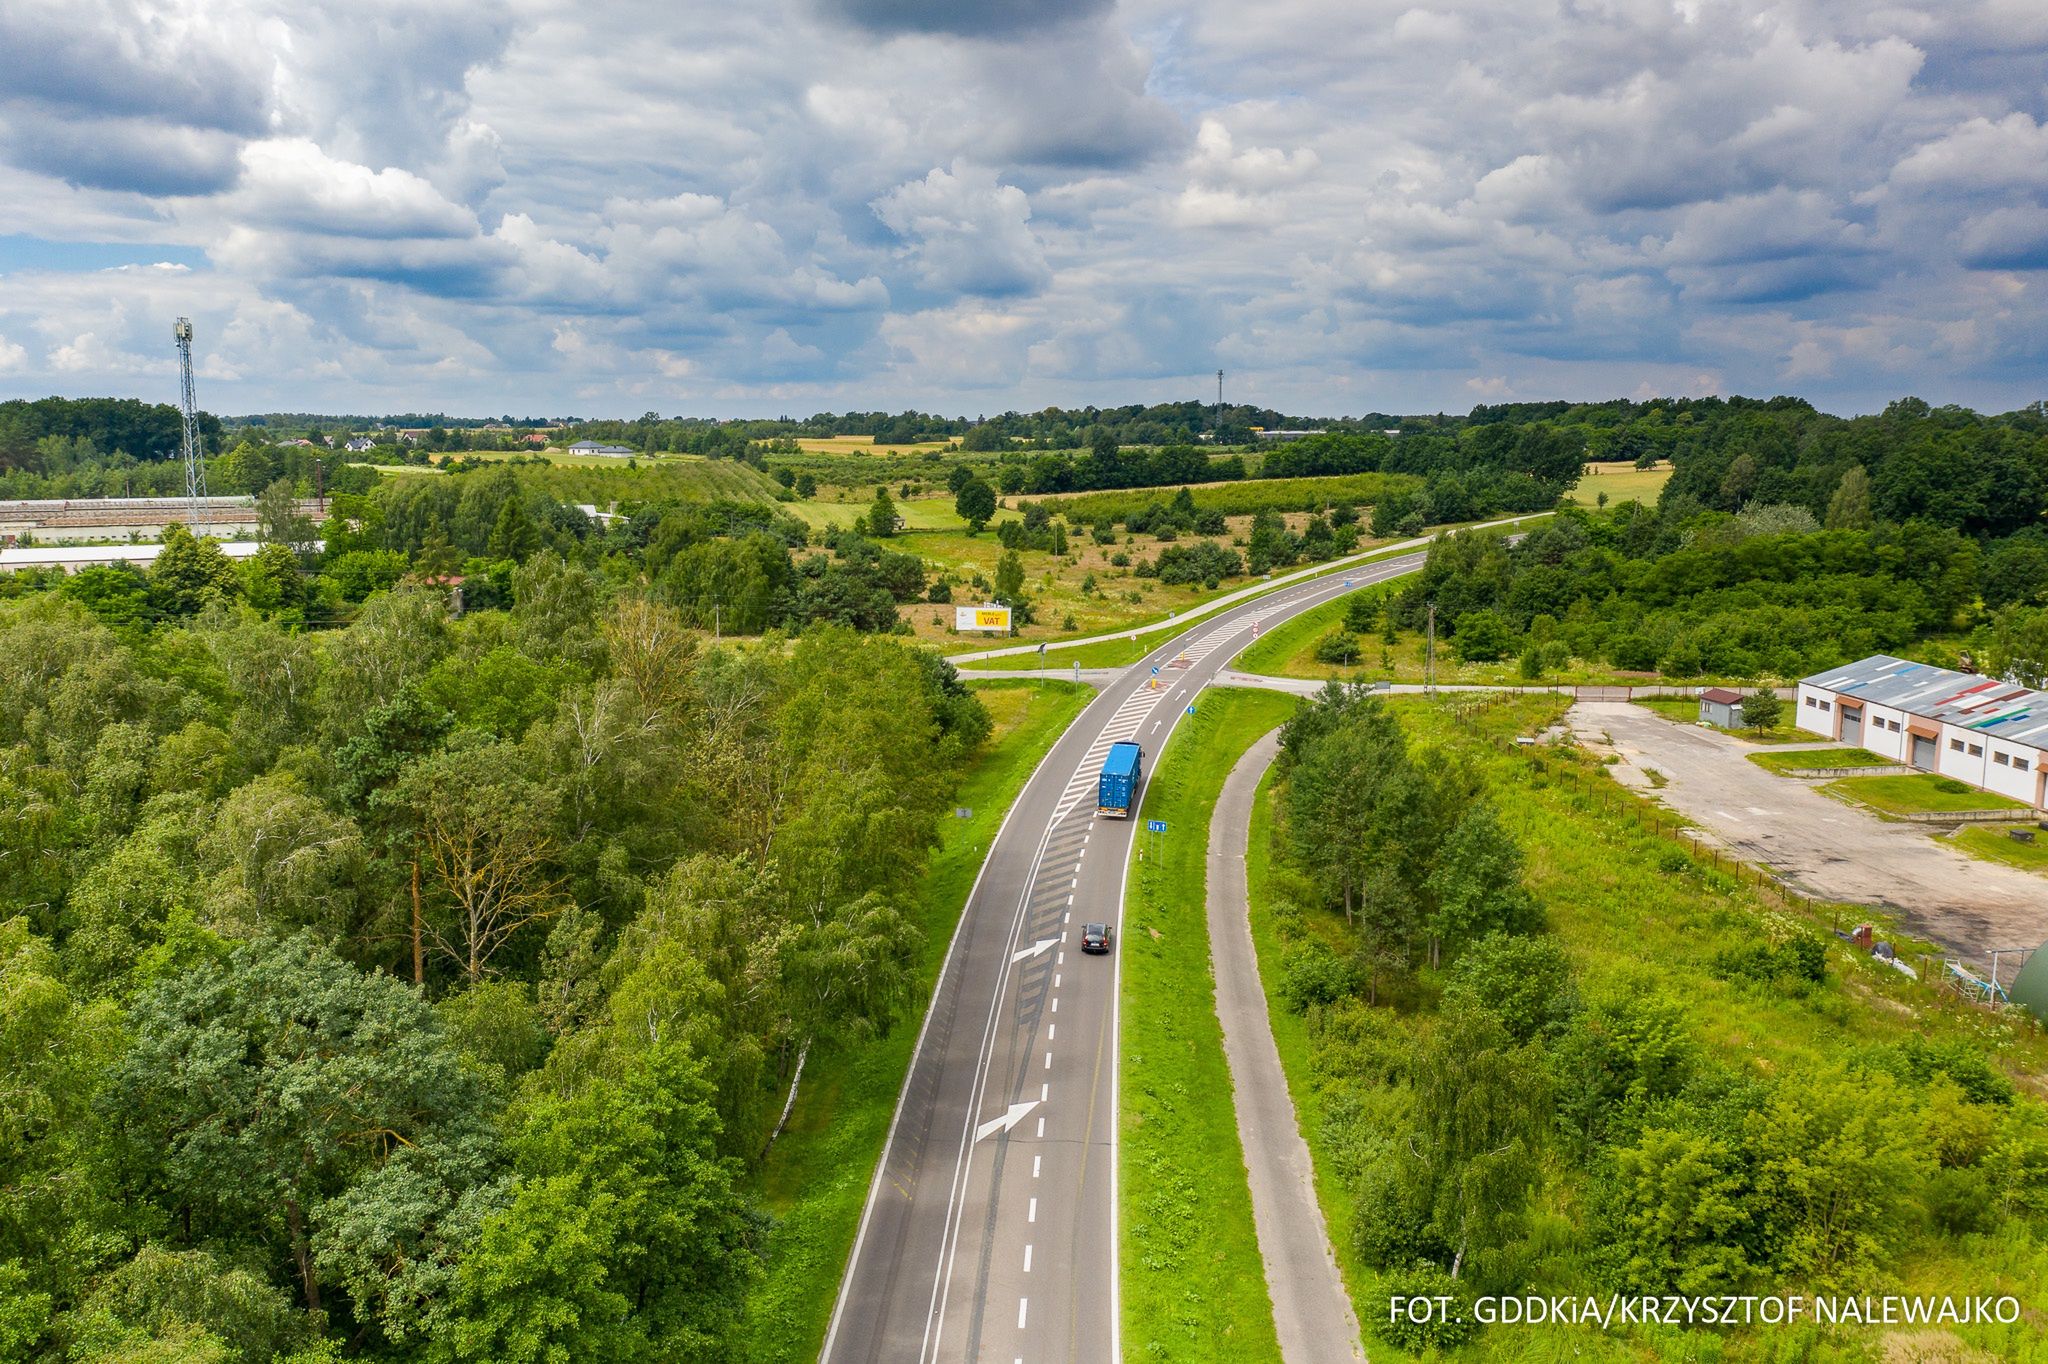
[0,541,277,574]
[1797,655,2048,811]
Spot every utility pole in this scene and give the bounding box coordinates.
[172,317,207,525]
[1214,369,1224,436]
[1425,602,1436,698]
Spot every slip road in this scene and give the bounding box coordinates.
[822,549,1431,1364]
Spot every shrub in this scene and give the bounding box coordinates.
[1277,937,1356,1012]
[1314,629,1362,666]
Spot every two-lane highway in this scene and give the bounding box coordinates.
[822,547,1433,1364]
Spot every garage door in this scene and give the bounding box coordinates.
[1840,708,1862,744]
[1910,735,1935,770]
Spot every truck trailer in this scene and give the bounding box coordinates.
[1097,741,1144,818]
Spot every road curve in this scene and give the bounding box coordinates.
[1208,729,1364,1363]
[947,512,1550,665]
[821,549,1430,1364]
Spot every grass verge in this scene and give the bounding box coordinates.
[741,679,1092,1360]
[1121,686,1303,1363]
[1822,772,2031,816]
[1746,746,1899,775]
[1951,824,2048,875]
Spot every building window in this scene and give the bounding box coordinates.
[1969,743,1983,756]
[1805,696,1817,708]
[1950,738,1964,751]
[1818,700,1830,712]
[2018,758,2033,773]
[1995,752,2010,766]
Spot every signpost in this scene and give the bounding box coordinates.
[1144,817,1167,863]
[955,604,1013,632]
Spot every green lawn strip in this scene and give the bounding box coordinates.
[1746,746,1898,775]
[1951,825,2048,875]
[1242,764,1373,1350]
[1121,686,1302,1363]
[1822,772,2031,816]
[1231,597,1765,692]
[741,679,1092,1361]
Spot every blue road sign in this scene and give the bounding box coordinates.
[1150,665,1160,676]
[1185,704,1196,715]
[1146,819,1167,833]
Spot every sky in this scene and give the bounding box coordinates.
[0,0,2045,419]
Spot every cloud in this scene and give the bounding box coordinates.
[0,0,2044,416]
[818,0,1108,38]
[873,164,1049,296]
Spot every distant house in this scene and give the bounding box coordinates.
[397,428,429,443]
[1699,686,1745,728]
[344,437,375,453]
[1251,428,1326,441]
[523,432,549,445]
[567,441,636,457]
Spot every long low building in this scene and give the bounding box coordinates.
[1798,655,2048,810]
[0,541,284,573]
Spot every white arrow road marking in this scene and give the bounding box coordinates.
[1010,937,1059,964]
[975,1099,1041,1143]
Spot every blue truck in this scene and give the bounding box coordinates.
[1097,741,1144,818]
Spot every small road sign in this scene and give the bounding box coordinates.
[1146,819,1167,833]
[955,807,973,819]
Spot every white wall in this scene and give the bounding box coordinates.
[1981,740,2044,806]
[1795,684,1835,739]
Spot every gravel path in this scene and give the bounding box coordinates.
[1207,728,1365,1364]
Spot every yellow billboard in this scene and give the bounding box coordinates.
[956,605,1012,632]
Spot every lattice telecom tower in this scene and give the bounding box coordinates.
[172,317,207,513]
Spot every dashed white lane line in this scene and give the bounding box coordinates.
[1028,1197,1038,1223]
[1033,1155,1041,1178]
[1057,951,1064,965]
[1051,997,1058,1012]
[1054,973,1061,987]
[1036,1117,1044,1137]
[1024,1245,1034,1272]
[1040,1083,1048,1101]
[1018,1298,1029,1329]
[1044,1051,1052,1069]
[1048,1023,1056,1040]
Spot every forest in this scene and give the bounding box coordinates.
[0,541,993,1358]
[1263,687,2046,1359]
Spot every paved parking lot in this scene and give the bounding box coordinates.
[1571,701,2048,963]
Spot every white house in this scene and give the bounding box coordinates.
[1797,655,2048,810]
[567,441,636,457]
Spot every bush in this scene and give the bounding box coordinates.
[1452,609,1512,662]
[1277,937,1356,1012]
[1313,629,1362,666]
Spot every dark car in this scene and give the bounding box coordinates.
[1080,923,1112,954]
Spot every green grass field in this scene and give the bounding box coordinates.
[1564,460,1672,507]
[1631,695,1811,741]
[1121,686,1302,1363]
[1041,472,1420,524]
[1245,691,2048,1363]
[1951,824,2048,875]
[385,455,785,507]
[1823,772,2031,816]
[742,679,1092,1361]
[1746,745,1899,774]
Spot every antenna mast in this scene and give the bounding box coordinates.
[1214,369,1224,435]
[173,317,207,519]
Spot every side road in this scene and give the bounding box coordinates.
[1207,729,1365,1363]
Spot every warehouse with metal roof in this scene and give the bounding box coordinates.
[1798,655,2048,810]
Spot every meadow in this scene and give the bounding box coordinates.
[1564,459,1673,507]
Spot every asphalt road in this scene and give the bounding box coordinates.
[1207,730,1364,1364]
[822,549,1430,1364]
